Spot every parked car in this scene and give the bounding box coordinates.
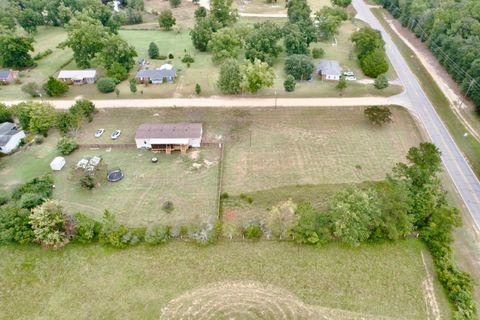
[345,76,357,81]
[343,71,355,77]
[95,129,105,138]
[111,130,122,140]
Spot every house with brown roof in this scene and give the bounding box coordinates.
[0,70,19,84]
[135,123,202,154]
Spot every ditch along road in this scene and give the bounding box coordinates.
[353,0,480,230]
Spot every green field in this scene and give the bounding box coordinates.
[0,240,449,319]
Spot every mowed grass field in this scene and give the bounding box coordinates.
[0,240,449,320]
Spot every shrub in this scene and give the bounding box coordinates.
[73,212,100,243]
[374,74,389,89]
[29,200,72,249]
[220,192,229,199]
[0,204,34,244]
[239,193,253,204]
[283,74,296,92]
[195,6,207,19]
[43,76,69,97]
[148,42,159,59]
[144,224,171,244]
[99,210,136,248]
[12,176,54,201]
[35,136,44,144]
[242,221,263,239]
[57,137,78,155]
[158,10,176,31]
[292,202,332,245]
[364,106,392,126]
[33,49,53,61]
[19,192,45,209]
[162,201,175,213]
[170,0,181,8]
[158,54,168,60]
[311,47,325,59]
[70,99,96,120]
[0,196,8,206]
[21,82,41,97]
[129,78,137,94]
[195,83,201,95]
[0,103,12,123]
[96,78,116,93]
[80,173,95,190]
[107,62,128,84]
[168,53,174,59]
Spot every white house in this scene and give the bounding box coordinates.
[58,69,97,85]
[135,123,202,153]
[316,60,342,80]
[0,122,26,154]
[50,157,66,171]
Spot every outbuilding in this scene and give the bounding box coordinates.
[316,60,342,80]
[58,69,97,85]
[135,123,202,154]
[0,122,26,154]
[50,157,66,171]
[0,70,19,84]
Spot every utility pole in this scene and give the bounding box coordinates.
[458,79,476,109]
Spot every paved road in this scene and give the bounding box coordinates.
[352,0,480,229]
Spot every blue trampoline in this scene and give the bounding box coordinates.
[107,169,124,182]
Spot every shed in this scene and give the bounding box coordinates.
[316,60,342,80]
[135,123,202,153]
[50,157,66,171]
[0,70,19,84]
[58,70,97,85]
[0,122,26,154]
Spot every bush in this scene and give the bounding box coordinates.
[43,76,69,97]
[12,176,54,201]
[0,196,8,206]
[195,83,201,95]
[364,106,392,126]
[220,192,229,199]
[70,99,96,120]
[29,200,72,249]
[99,210,137,248]
[0,204,34,244]
[158,54,168,60]
[283,74,296,92]
[80,173,95,190]
[170,0,181,8]
[284,54,314,80]
[96,78,116,93]
[374,74,389,89]
[195,6,207,19]
[239,193,253,204]
[148,42,159,59]
[292,202,332,245]
[162,201,175,213]
[21,82,41,97]
[168,53,174,59]
[33,49,53,61]
[0,103,12,123]
[73,212,100,243]
[144,224,171,244]
[242,221,263,239]
[181,53,195,66]
[311,47,325,59]
[19,192,45,209]
[158,10,176,31]
[35,136,44,144]
[57,137,78,155]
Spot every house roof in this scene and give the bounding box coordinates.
[136,123,202,140]
[58,70,97,80]
[316,60,341,76]
[0,70,11,80]
[0,122,20,147]
[136,64,177,79]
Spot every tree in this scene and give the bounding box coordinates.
[170,0,181,8]
[57,137,78,155]
[217,59,242,94]
[194,6,208,19]
[99,210,137,248]
[351,27,384,59]
[360,48,389,78]
[208,28,242,62]
[124,8,143,25]
[28,103,57,135]
[17,8,44,33]
[158,10,176,31]
[312,47,325,59]
[97,35,137,81]
[374,74,389,89]
[336,75,347,94]
[0,34,34,69]
[195,83,201,95]
[0,11,16,30]
[190,17,219,52]
[56,111,78,135]
[129,78,137,94]
[43,76,69,97]
[73,212,100,244]
[287,0,311,23]
[331,0,351,8]
[0,204,34,244]
[364,106,393,126]
[29,200,72,249]
[21,82,42,97]
[97,78,116,93]
[245,21,282,65]
[284,54,314,80]
[265,200,297,240]
[283,23,311,55]
[315,7,347,40]
[0,103,12,123]
[284,75,296,92]
[210,0,237,27]
[181,53,195,66]
[242,59,275,93]
[329,187,381,247]
[148,42,159,59]
[145,224,171,244]
[70,99,96,120]
[292,202,331,244]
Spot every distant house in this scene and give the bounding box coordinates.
[58,70,97,85]
[316,60,342,80]
[0,122,26,154]
[0,69,19,84]
[136,63,177,84]
[135,123,202,154]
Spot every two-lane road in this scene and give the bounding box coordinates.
[352,0,480,229]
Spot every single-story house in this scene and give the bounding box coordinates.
[58,69,97,85]
[136,63,176,84]
[316,60,342,80]
[0,122,26,154]
[0,69,19,84]
[135,123,202,154]
[50,157,66,171]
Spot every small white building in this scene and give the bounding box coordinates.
[50,157,66,171]
[58,69,97,85]
[316,60,342,81]
[0,122,26,154]
[135,123,202,153]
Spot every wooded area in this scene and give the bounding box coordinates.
[380,0,480,113]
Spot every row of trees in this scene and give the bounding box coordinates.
[380,0,480,113]
[351,27,389,78]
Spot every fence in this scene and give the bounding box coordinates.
[78,143,136,149]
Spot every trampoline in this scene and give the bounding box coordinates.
[107,169,124,182]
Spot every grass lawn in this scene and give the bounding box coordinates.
[0,240,449,319]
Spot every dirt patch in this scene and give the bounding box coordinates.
[421,251,441,320]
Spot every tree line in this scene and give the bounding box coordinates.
[380,0,480,113]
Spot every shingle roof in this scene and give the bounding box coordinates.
[316,60,341,76]
[136,123,202,140]
[0,70,10,80]
[136,64,177,79]
[0,122,19,147]
[58,70,97,80]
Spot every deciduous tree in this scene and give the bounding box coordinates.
[158,10,176,30]
[242,59,275,93]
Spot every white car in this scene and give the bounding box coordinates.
[111,130,122,140]
[343,71,355,77]
[95,129,105,138]
[345,76,357,81]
